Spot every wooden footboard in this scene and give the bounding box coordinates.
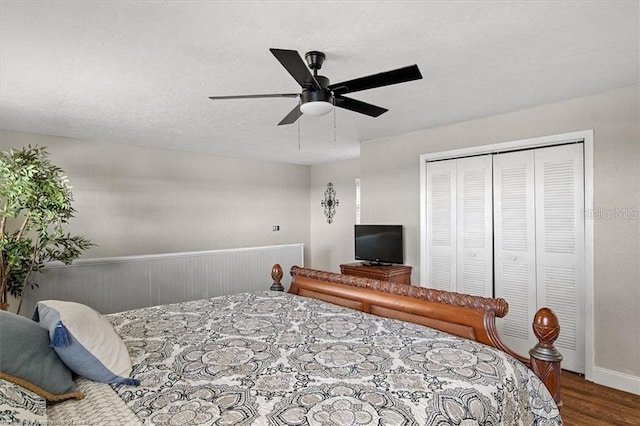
[271,264,563,408]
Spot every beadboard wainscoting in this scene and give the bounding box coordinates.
[21,244,304,316]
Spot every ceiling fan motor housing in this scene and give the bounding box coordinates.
[301,89,333,104]
[301,74,333,108]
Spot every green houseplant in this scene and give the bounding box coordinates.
[0,146,93,314]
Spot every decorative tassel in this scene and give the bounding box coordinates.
[121,378,140,386]
[52,322,70,347]
[32,308,40,322]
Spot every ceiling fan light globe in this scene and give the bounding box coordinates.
[300,101,334,116]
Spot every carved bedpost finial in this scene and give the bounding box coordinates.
[270,264,284,292]
[532,307,561,347]
[529,307,563,408]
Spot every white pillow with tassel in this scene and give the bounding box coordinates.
[33,300,139,386]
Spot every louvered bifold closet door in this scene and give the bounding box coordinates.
[535,144,585,373]
[456,156,493,297]
[493,151,538,356]
[425,160,457,291]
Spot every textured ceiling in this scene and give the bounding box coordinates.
[1,1,638,165]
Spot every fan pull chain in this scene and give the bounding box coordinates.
[333,97,336,147]
[297,99,301,151]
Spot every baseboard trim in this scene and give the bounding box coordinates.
[590,366,640,395]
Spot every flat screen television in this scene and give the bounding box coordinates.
[354,224,404,265]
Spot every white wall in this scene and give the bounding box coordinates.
[309,159,360,272]
[357,85,639,388]
[0,130,311,265]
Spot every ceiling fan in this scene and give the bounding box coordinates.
[208,48,423,126]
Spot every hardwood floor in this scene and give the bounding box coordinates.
[560,370,640,425]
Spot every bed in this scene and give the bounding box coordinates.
[2,264,563,425]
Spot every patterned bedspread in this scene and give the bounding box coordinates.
[104,291,561,425]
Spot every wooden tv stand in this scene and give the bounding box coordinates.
[340,262,412,285]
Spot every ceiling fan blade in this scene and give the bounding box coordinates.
[208,93,298,100]
[270,48,321,90]
[334,96,388,117]
[278,104,302,126]
[329,64,422,96]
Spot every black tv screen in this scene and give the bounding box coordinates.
[354,225,404,265]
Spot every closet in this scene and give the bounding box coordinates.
[424,143,585,373]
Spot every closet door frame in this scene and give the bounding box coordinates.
[419,129,595,380]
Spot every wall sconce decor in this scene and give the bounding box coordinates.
[321,182,339,224]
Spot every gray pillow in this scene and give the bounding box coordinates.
[0,310,83,402]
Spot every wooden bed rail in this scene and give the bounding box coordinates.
[270,264,563,407]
